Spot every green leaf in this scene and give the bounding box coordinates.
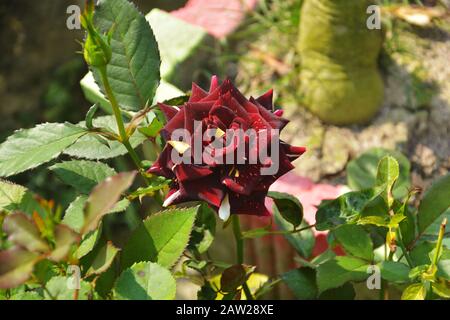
[410,242,435,266]
[281,268,317,300]
[188,203,216,254]
[114,262,175,300]
[63,195,129,233]
[432,281,450,298]
[75,229,102,260]
[268,191,303,228]
[357,215,389,227]
[0,247,40,289]
[82,171,136,234]
[437,260,450,281]
[417,174,450,234]
[2,213,49,253]
[50,160,116,194]
[379,261,410,283]
[85,242,120,277]
[315,189,379,231]
[49,225,80,262]
[64,116,147,160]
[332,224,374,261]
[274,206,315,258]
[316,256,370,293]
[376,156,400,207]
[121,206,198,269]
[138,115,163,138]
[347,148,411,198]
[0,123,85,177]
[9,291,43,300]
[44,276,92,300]
[318,283,356,300]
[0,180,27,212]
[62,196,87,233]
[93,0,161,111]
[401,283,426,300]
[0,180,47,218]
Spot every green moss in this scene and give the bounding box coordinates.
[298,0,384,125]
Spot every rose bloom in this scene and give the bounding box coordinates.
[149,77,305,220]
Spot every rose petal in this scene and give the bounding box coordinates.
[255,89,274,110]
[229,192,271,216]
[189,82,208,102]
[209,75,220,93]
[158,103,179,121]
[174,164,214,182]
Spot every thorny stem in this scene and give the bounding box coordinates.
[231,215,254,301]
[270,224,316,236]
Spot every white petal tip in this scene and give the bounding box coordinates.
[218,194,231,222]
[163,190,181,208]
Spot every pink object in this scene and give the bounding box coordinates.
[171,0,259,38]
[241,172,347,278]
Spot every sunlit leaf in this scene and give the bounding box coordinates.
[114,262,175,300]
[0,123,85,177]
[121,206,198,269]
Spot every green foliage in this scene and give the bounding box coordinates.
[0,123,85,177]
[347,148,411,199]
[92,0,161,112]
[85,242,120,277]
[0,0,448,302]
[44,276,92,300]
[114,262,176,300]
[268,191,303,228]
[281,268,317,300]
[274,208,315,259]
[379,261,410,283]
[417,173,450,234]
[121,207,198,269]
[316,256,370,293]
[332,224,374,261]
[188,203,216,254]
[64,116,147,160]
[375,156,400,207]
[50,160,116,194]
[315,189,380,231]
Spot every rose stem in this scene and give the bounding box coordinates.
[231,215,254,300]
[99,67,149,185]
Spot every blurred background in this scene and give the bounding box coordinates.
[0,0,449,299]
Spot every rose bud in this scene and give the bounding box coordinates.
[149,77,305,220]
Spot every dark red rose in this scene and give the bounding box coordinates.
[149,77,305,220]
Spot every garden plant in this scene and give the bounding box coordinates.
[0,0,449,301]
